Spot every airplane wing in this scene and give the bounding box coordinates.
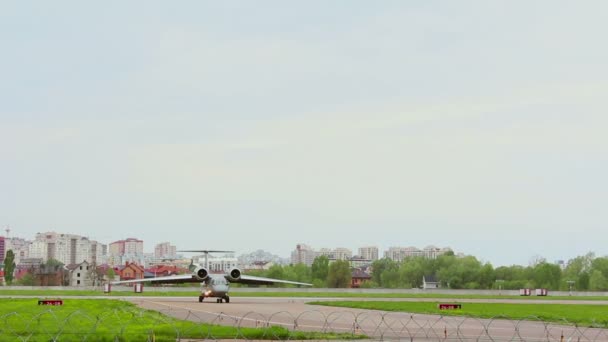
[226,274,312,286]
[111,274,201,285]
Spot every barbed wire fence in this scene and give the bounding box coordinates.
[1,305,608,341]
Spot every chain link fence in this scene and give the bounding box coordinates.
[1,305,608,341]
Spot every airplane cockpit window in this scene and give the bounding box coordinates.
[210,277,226,285]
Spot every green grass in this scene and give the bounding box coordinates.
[232,291,608,301]
[0,299,364,341]
[2,288,608,301]
[309,301,608,328]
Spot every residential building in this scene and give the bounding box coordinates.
[384,246,452,261]
[348,257,373,269]
[6,237,31,265]
[358,246,379,261]
[290,244,317,266]
[118,262,145,281]
[237,249,288,267]
[67,261,93,286]
[317,248,332,257]
[0,236,4,264]
[108,238,144,266]
[423,245,452,259]
[28,232,105,265]
[195,253,237,273]
[333,248,353,260]
[384,247,412,261]
[316,247,352,261]
[423,275,440,289]
[35,263,67,286]
[351,269,372,288]
[109,238,143,256]
[146,264,188,277]
[154,242,176,259]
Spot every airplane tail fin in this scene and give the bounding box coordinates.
[188,259,196,272]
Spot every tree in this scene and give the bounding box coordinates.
[88,263,105,286]
[532,262,562,289]
[371,258,397,287]
[591,257,608,278]
[266,265,286,286]
[563,253,594,291]
[44,258,64,268]
[327,260,351,288]
[478,263,496,289]
[16,272,35,286]
[589,270,608,291]
[290,263,311,284]
[106,268,116,282]
[4,250,16,285]
[311,256,329,287]
[399,257,426,288]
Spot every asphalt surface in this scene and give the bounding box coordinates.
[125,296,608,341]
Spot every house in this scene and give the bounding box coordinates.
[118,262,145,281]
[423,275,440,289]
[66,261,93,286]
[145,265,187,277]
[36,264,67,286]
[351,269,372,288]
[96,264,121,283]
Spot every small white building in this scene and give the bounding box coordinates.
[423,275,440,289]
[67,261,92,286]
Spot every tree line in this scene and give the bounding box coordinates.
[246,252,608,291]
[3,249,608,290]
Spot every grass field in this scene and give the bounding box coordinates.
[0,298,363,341]
[1,288,608,300]
[309,301,608,327]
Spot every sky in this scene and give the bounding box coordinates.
[1,1,607,267]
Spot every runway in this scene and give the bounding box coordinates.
[126,296,608,341]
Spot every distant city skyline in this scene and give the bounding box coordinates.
[2,2,606,268]
[0,228,598,268]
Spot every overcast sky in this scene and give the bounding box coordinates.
[1,2,606,267]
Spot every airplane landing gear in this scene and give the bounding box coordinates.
[216,298,222,303]
[199,296,204,303]
[224,296,230,303]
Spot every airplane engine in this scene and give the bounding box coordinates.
[194,267,209,281]
[226,268,241,281]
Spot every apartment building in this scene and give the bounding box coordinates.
[358,246,379,261]
[154,242,176,259]
[28,232,105,265]
[195,253,238,273]
[6,237,31,265]
[108,238,144,266]
[333,248,353,260]
[384,245,452,261]
[290,244,317,266]
[0,237,4,264]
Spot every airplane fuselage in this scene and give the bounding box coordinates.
[199,274,231,303]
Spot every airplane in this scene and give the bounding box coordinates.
[110,250,312,303]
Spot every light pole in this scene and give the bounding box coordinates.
[496,279,504,295]
[566,280,575,296]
